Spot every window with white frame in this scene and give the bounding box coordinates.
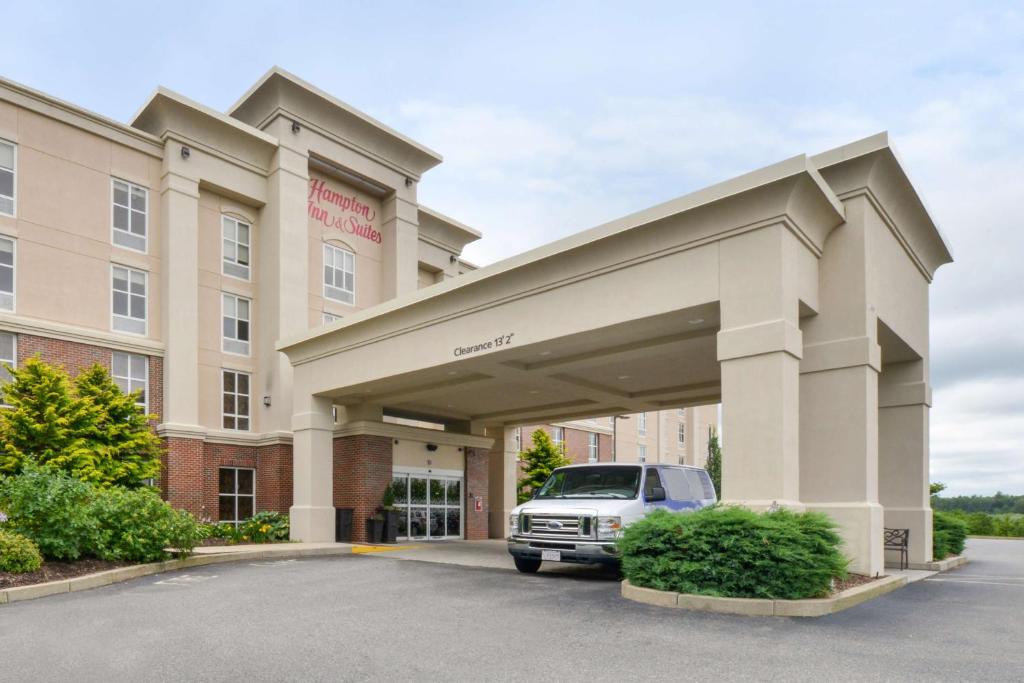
[222,215,250,280]
[678,423,686,446]
[638,444,647,463]
[111,265,147,335]
[0,237,14,311]
[112,351,148,411]
[322,312,340,325]
[637,412,647,435]
[588,432,599,463]
[552,426,564,451]
[323,243,355,304]
[678,408,685,418]
[222,293,251,355]
[0,332,15,401]
[218,466,254,524]
[222,369,250,431]
[111,178,147,252]
[0,140,14,216]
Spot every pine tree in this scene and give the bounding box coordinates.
[0,357,94,475]
[517,429,571,504]
[74,364,162,488]
[706,426,722,498]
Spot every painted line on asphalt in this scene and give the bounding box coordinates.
[351,545,421,554]
[925,578,1024,588]
[941,574,1024,581]
[153,574,218,586]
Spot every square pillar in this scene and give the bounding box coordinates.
[879,360,933,565]
[718,226,804,509]
[486,426,516,538]
[289,393,336,542]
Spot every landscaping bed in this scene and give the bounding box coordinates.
[1,559,128,589]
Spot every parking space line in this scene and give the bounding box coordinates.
[925,578,1024,588]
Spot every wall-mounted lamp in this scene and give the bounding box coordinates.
[404,176,413,188]
[180,146,190,159]
[262,395,272,407]
[426,443,438,452]
[449,254,458,264]
[291,120,301,133]
[394,439,399,445]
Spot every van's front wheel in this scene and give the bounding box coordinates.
[513,557,542,573]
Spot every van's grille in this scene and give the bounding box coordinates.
[523,514,592,539]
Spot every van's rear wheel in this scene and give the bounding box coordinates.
[514,557,542,573]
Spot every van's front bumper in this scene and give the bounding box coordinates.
[507,537,620,566]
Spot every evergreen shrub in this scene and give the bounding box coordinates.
[933,511,968,560]
[0,529,43,574]
[619,506,849,600]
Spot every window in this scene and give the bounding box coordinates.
[222,215,251,280]
[111,178,147,252]
[323,244,354,304]
[111,265,147,335]
[0,139,14,216]
[678,408,685,418]
[112,351,148,411]
[222,293,251,355]
[0,332,15,402]
[662,468,695,502]
[638,444,647,463]
[222,370,250,431]
[637,413,647,436]
[218,467,254,524]
[643,466,662,498]
[0,236,13,311]
[322,312,340,325]
[678,423,686,446]
[513,427,521,453]
[588,432,599,463]
[552,426,564,451]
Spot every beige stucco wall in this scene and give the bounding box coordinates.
[393,438,464,472]
[0,104,163,342]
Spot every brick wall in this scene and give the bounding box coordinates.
[333,434,393,543]
[564,427,590,464]
[465,447,489,540]
[15,332,163,421]
[163,437,205,517]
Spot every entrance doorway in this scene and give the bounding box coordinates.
[390,469,463,540]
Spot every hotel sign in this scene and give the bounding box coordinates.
[307,178,382,244]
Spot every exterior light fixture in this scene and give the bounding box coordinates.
[180,145,190,159]
[426,443,439,452]
[291,120,301,133]
[262,395,271,407]
[404,177,413,188]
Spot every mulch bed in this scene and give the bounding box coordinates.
[1,559,129,589]
[832,573,877,594]
[198,538,233,547]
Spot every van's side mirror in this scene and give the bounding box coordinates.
[648,486,666,502]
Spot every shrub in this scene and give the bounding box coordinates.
[0,529,43,573]
[87,486,204,562]
[235,511,290,544]
[619,507,848,600]
[933,511,968,560]
[0,466,96,560]
[517,429,571,504]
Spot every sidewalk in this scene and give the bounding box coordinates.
[193,542,352,556]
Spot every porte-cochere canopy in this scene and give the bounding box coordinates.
[279,133,952,575]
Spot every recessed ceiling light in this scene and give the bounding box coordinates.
[447,371,458,376]
[539,351,552,356]
[529,390,540,394]
[688,318,705,325]
[618,375,631,380]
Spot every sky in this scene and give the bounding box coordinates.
[2,2,1021,496]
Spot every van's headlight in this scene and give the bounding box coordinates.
[509,514,519,536]
[597,516,622,540]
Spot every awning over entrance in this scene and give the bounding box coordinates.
[280,133,952,577]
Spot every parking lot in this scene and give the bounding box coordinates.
[0,539,1022,681]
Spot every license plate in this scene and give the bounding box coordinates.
[541,550,561,562]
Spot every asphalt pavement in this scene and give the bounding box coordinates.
[0,539,1021,682]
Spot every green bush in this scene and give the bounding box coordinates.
[235,511,290,544]
[87,486,204,562]
[619,507,849,600]
[0,529,43,573]
[933,511,968,560]
[0,466,96,560]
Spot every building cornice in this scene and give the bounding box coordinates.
[334,419,494,450]
[0,313,165,356]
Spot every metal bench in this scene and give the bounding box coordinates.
[884,527,910,570]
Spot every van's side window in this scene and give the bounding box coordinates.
[643,468,663,499]
[691,469,716,499]
[661,468,694,501]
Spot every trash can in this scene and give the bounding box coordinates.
[335,508,354,543]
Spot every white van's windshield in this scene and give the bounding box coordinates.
[535,466,642,500]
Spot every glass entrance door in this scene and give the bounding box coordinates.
[390,472,463,541]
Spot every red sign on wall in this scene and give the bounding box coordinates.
[307,178,382,244]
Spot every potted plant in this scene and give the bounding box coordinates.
[380,487,399,543]
[365,510,385,544]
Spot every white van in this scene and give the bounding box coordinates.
[507,463,717,573]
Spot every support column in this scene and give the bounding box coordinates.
[289,391,336,542]
[380,193,420,299]
[718,225,804,509]
[486,426,517,538]
[879,360,933,565]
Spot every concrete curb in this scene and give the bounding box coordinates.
[0,545,353,606]
[909,555,968,571]
[968,536,1024,541]
[622,574,909,617]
